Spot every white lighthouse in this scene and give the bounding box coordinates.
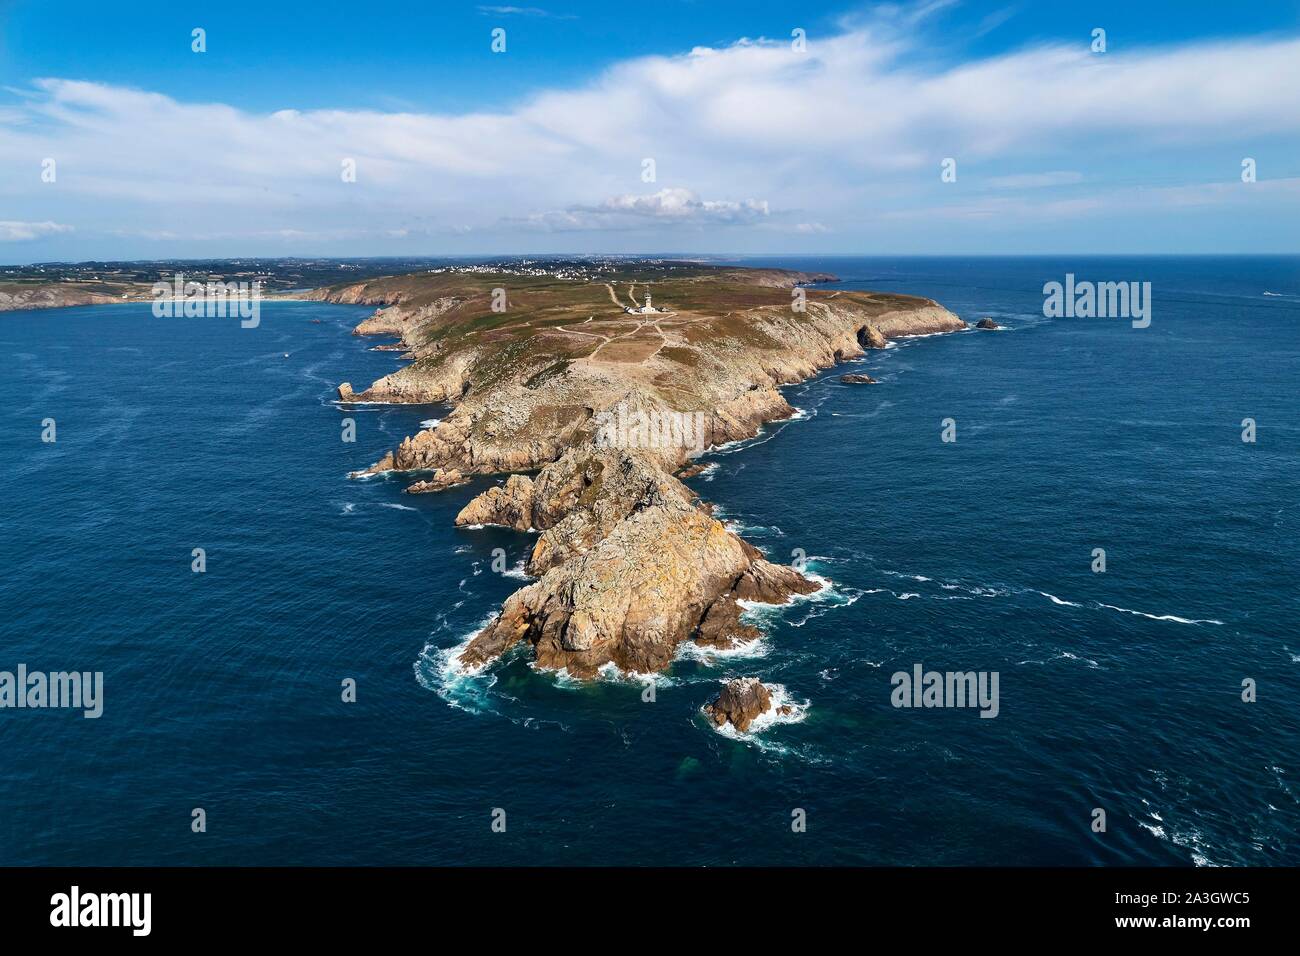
[626,292,660,315]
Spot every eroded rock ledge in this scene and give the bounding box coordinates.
[329,264,965,677]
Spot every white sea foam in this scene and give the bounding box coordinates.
[415,616,499,714]
[592,661,677,687]
[892,330,952,341]
[1017,650,1100,669]
[787,579,864,627]
[379,502,417,512]
[1096,603,1223,626]
[419,418,441,429]
[502,560,533,580]
[881,569,937,584]
[1037,590,1082,607]
[544,666,586,690]
[675,635,771,663]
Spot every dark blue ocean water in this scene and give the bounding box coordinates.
[2,256,1297,866]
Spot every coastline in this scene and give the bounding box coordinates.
[322,265,967,678]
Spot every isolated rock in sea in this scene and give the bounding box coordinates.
[976,318,1000,330]
[704,677,779,732]
[840,373,877,384]
[337,382,354,400]
[405,469,467,494]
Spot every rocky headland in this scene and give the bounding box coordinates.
[0,282,146,313]
[324,263,966,679]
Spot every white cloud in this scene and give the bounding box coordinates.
[0,220,72,241]
[476,6,574,18]
[0,16,1297,251]
[594,188,769,223]
[515,189,769,232]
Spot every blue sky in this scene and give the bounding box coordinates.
[1,0,1298,261]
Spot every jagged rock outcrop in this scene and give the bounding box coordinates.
[405,469,467,494]
[858,324,888,350]
[459,477,762,676]
[976,318,1000,330]
[840,373,877,384]
[703,678,789,731]
[450,443,821,675]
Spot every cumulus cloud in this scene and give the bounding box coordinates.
[515,189,770,232]
[0,14,1297,253]
[594,189,769,223]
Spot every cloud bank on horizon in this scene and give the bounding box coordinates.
[1,1,1298,260]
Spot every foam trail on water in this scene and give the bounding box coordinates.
[415,616,499,715]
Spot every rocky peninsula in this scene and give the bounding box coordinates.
[323,264,966,678]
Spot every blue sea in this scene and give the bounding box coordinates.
[2,256,1297,866]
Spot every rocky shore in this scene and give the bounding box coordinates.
[326,265,966,678]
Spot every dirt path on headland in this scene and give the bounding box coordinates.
[589,318,666,363]
[604,283,630,309]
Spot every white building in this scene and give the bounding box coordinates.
[625,293,662,315]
